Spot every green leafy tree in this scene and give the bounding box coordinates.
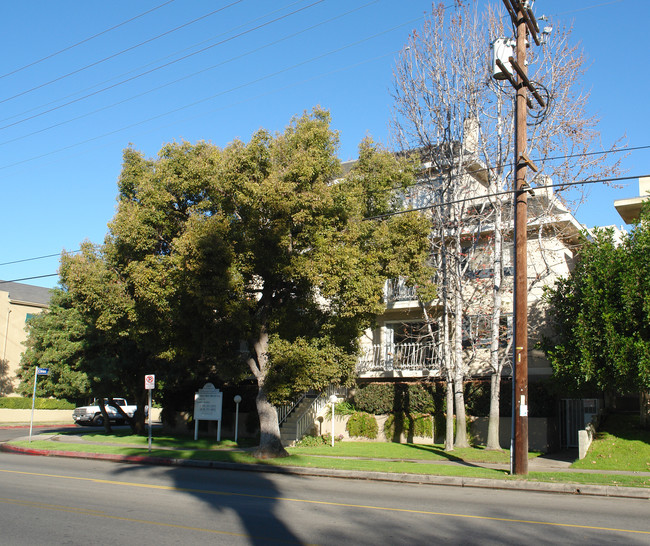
[544,207,650,427]
[48,108,432,456]
[18,288,91,401]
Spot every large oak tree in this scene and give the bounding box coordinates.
[38,109,431,456]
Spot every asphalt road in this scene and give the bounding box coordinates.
[0,425,79,443]
[0,451,648,545]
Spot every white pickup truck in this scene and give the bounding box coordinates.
[72,398,139,426]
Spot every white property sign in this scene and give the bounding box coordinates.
[194,383,223,441]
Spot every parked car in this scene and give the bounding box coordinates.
[72,398,140,426]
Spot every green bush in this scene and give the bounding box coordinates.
[464,381,491,417]
[345,411,378,439]
[324,399,357,418]
[353,383,394,414]
[384,412,434,440]
[353,382,443,414]
[296,434,329,447]
[0,397,74,409]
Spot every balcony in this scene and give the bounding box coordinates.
[385,278,418,303]
[357,342,440,378]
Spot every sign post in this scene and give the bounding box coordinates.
[29,367,49,442]
[193,383,223,442]
[144,374,155,452]
[233,395,242,443]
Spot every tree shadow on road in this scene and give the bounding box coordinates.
[111,459,306,544]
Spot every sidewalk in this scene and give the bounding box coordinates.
[2,429,649,500]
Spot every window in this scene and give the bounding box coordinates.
[463,313,513,348]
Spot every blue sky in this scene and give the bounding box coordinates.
[1,0,648,288]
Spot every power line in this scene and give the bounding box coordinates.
[0,15,422,171]
[0,274,58,285]
[0,251,80,267]
[0,0,245,105]
[0,0,381,148]
[0,0,310,126]
[0,0,177,81]
[363,174,650,221]
[0,0,323,131]
[5,173,648,271]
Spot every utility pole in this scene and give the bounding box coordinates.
[512,2,529,476]
[494,0,545,476]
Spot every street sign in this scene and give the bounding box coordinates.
[30,367,50,442]
[144,374,155,390]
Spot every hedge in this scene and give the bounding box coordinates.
[0,397,74,410]
[353,382,443,414]
[354,380,556,418]
[384,412,434,440]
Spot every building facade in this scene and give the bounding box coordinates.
[0,282,51,395]
[356,160,586,384]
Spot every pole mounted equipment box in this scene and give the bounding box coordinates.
[491,38,515,80]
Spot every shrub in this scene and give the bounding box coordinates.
[353,383,394,414]
[0,397,74,409]
[353,382,443,414]
[464,381,491,417]
[296,434,328,447]
[384,412,433,440]
[295,433,343,447]
[345,411,378,439]
[324,399,357,419]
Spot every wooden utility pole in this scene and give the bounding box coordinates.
[496,0,545,476]
[512,2,529,476]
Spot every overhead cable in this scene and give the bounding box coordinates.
[0,0,177,81]
[0,0,245,105]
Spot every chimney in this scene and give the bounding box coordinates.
[463,118,479,154]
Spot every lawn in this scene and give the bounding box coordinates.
[287,441,532,464]
[571,413,650,472]
[6,417,649,490]
[58,429,255,449]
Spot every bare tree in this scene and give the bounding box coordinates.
[392,1,623,450]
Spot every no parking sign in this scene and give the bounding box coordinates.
[145,374,155,390]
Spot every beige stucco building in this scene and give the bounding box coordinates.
[0,282,51,395]
[356,162,587,382]
[614,176,650,224]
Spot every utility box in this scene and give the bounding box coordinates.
[491,38,515,80]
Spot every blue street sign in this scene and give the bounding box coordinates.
[36,367,49,375]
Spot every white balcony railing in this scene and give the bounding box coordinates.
[385,279,419,303]
[357,342,440,373]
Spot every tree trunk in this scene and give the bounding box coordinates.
[453,275,469,448]
[97,399,113,433]
[132,390,148,435]
[453,377,469,447]
[253,381,289,459]
[248,325,289,459]
[486,372,503,450]
[486,189,504,450]
[641,390,650,430]
[445,378,454,451]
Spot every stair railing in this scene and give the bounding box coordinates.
[294,385,348,443]
[277,392,307,426]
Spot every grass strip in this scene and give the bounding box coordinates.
[570,414,650,472]
[288,442,538,463]
[9,439,649,488]
[59,431,247,450]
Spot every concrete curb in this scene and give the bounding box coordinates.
[2,443,648,500]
